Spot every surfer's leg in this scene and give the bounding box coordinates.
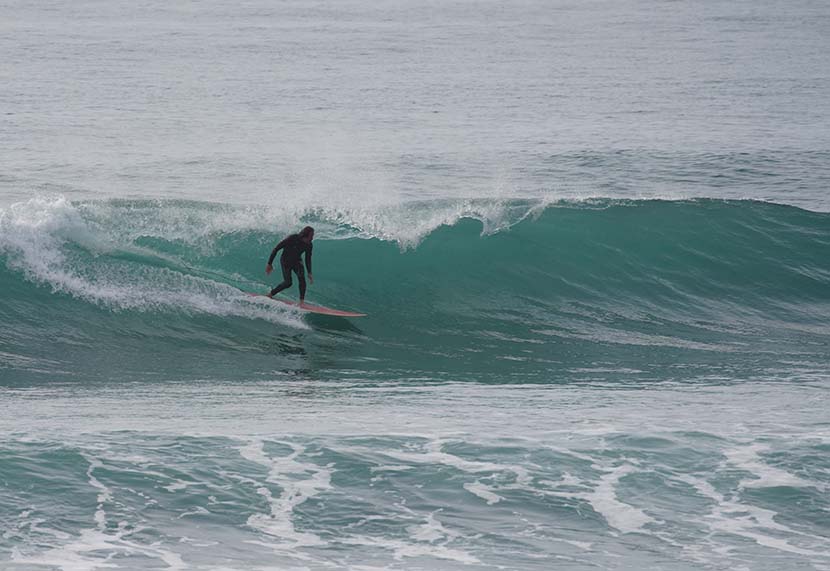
[295,264,307,302]
[268,262,293,297]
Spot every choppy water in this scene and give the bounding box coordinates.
[2,1,830,570]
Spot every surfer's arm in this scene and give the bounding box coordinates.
[305,244,313,283]
[266,237,289,272]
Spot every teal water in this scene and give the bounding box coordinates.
[3,0,830,568]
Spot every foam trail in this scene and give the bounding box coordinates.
[675,472,830,559]
[83,456,111,531]
[11,452,187,570]
[585,464,655,534]
[725,443,818,490]
[238,440,331,549]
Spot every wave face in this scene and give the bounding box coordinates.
[2,195,829,384]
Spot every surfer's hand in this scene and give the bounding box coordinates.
[308,274,314,284]
[265,264,273,275]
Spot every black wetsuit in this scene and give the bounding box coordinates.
[268,234,313,298]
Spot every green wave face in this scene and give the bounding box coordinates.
[2,197,829,384]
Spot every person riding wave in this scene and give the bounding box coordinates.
[265,226,314,305]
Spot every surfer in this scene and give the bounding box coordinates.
[265,226,314,305]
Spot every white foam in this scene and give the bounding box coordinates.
[675,471,830,559]
[1,191,553,257]
[83,455,112,531]
[238,440,332,549]
[369,465,413,472]
[8,451,193,569]
[341,535,479,565]
[539,472,584,488]
[11,524,186,571]
[16,517,71,541]
[538,462,655,535]
[382,438,531,484]
[463,481,503,505]
[584,464,655,534]
[340,511,480,566]
[408,512,460,543]
[164,480,190,492]
[177,507,210,519]
[725,443,816,490]
[560,539,593,551]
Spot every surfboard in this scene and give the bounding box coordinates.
[247,293,367,317]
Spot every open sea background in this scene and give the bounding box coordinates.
[2,1,830,569]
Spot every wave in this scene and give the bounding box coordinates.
[2,195,829,381]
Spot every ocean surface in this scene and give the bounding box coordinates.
[2,1,830,569]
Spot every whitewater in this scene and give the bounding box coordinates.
[2,1,830,570]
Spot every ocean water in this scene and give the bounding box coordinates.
[2,1,830,570]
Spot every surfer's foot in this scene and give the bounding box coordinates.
[299,299,305,307]
[266,293,273,299]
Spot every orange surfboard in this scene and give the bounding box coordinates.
[248,293,367,317]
